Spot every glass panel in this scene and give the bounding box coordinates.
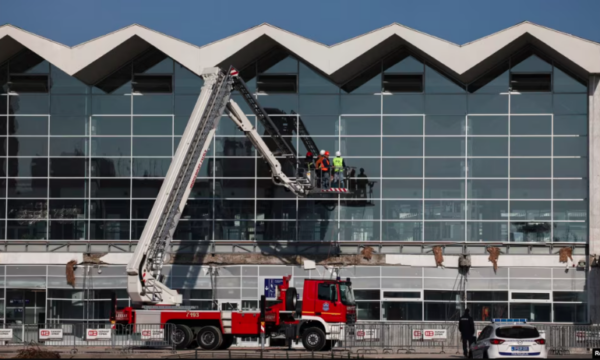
[91,138,131,156]
[382,200,422,220]
[467,222,508,242]
[215,138,253,157]
[356,302,381,321]
[554,137,587,157]
[425,66,464,93]
[50,116,87,136]
[339,221,380,241]
[89,221,130,240]
[468,94,508,114]
[90,158,131,177]
[424,159,464,177]
[7,179,48,197]
[510,180,551,199]
[298,62,338,94]
[173,220,213,241]
[382,179,421,198]
[510,222,551,242]
[468,303,509,321]
[425,95,467,115]
[468,137,508,156]
[9,95,49,114]
[256,200,296,220]
[424,222,465,241]
[424,200,464,220]
[91,95,131,114]
[382,94,424,114]
[50,66,89,94]
[382,221,421,241]
[424,302,463,321]
[298,95,339,115]
[509,303,550,322]
[382,159,421,177]
[553,222,587,243]
[50,137,87,156]
[297,116,337,136]
[510,137,551,156]
[90,179,131,198]
[340,95,380,114]
[553,68,586,93]
[49,221,86,240]
[425,115,464,135]
[425,138,464,156]
[8,137,47,156]
[424,180,464,198]
[553,201,587,221]
[50,158,86,177]
[510,201,551,220]
[382,137,422,156]
[470,69,510,94]
[132,158,171,177]
[510,159,551,178]
[468,201,508,220]
[339,116,380,135]
[554,115,587,135]
[90,200,130,219]
[511,55,552,73]
[468,180,508,199]
[510,93,552,113]
[50,95,88,116]
[468,159,508,178]
[340,138,380,157]
[7,221,47,240]
[49,179,87,198]
[258,94,298,113]
[553,304,586,323]
[133,116,172,135]
[10,116,48,135]
[468,115,508,135]
[8,158,47,177]
[554,180,587,199]
[174,95,197,116]
[132,137,171,157]
[174,63,203,94]
[385,56,423,73]
[553,94,587,115]
[382,116,422,135]
[510,115,551,135]
[256,221,296,241]
[133,95,173,114]
[91,116,130,135]
[383,302,422,321]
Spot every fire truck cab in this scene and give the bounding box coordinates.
[115,275,356,351]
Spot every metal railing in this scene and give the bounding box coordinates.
[0,323,175,354]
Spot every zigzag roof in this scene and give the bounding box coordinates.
[0,21,598,85]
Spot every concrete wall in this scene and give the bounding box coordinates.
[588,74,600,323]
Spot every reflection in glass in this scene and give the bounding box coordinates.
[510,138,551,156]
[510,159,551,178]
[7,221,47,240]
[468,116,508,135]
[510,180,551,199]
[468,159,508,178]
[554,180,587,199]
[50,137,87,156]
[90,179,130,198]
[340,221,379,241]
[9,137,48,156]
[468,201,508,220]
[382,94,424,114]
[553,201,587,221]
[382,138,422,156]
[425,159,464,177]
[424,222,464,241]
[132,137,172,157]
[425,138,464,157]
[8,158,47,177]
[90,158,131,177]
[89,221,130,240]
[382,200,422,220]
[255,221,296,241]
[382,221,421,241]
[382,159,421,177]
[339,116,380,135]
[49,221,87,240]
[553,222,587,243]
[510,303,550,322]
[91,138,131,157]
[90,200,129,219]
[510,222,550,242]
[424,201,464,220]
[7,179,48,198]
[132,158,171,177]
[554,137,587,157]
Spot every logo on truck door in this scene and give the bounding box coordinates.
[323,303,330,311]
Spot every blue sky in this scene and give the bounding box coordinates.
[1,0,599,46]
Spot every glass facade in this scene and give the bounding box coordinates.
[0,47,588,244]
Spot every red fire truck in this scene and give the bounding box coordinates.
[115,275,356,351]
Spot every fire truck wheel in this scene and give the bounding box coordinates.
[219,335,235,350]
[301,327,326,352]
[286,287,297,310]
[197,326,223,350]
[171,324,194,350]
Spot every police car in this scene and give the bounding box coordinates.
[469,319,547,359]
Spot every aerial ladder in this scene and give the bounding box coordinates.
[126,67,313,305]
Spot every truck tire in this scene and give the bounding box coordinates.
[196,326,223,350]
[286,287,297,311]
[219,335,235,350]
[171,324,194,350]
[301,327,326,352]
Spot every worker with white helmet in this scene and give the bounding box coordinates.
[315,150,326,188]
[332,151,346,188]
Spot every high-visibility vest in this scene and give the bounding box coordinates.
[333,157,344,172]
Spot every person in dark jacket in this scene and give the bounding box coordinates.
[458,309,475,357]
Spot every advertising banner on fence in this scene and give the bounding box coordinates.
[39,329,63,341]
[86,329,111,340]
[0,329,12,340]
[140,329,164,340]
[355,329,379,341]
[412,330,422,340]
[423,329,447,341]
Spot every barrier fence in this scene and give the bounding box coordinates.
[0,323,175,354]
[0,321,598,355]
[331,322,600,355]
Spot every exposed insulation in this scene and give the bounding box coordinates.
[487,247,500,272]
[361,246,374,261]
[66,260,77,287]
[559,247,573,263]
[432,246,444,267]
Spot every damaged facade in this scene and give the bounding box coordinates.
[0,21,598,328]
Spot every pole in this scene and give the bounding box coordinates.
[259,295,266,352]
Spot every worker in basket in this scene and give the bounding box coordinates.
[333,151,346,189]
[321,151,331,189]
[315,150,325,188]
[304,151,314,181]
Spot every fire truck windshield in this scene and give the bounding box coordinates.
[339,283,355,305]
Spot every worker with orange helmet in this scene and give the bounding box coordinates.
[321,150,331,189]
[315,150,325,187]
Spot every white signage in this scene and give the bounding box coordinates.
[423,329,447,341]
[39,329,63,341]
[140,329,164,340]
[412,329,422,340]
[86,329,111,340]
[0,329,12,340]
[355,329,379,341]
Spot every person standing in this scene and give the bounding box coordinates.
[315,150,325,187]
[332,151,346,188]
[321,151,331,189]
[458,309,475,358]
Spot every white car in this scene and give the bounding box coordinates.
[470,319,547,359]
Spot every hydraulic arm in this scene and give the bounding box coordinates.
[126,67,312,305]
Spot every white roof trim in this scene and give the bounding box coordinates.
[1,21,599,77]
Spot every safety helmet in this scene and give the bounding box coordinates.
[320,150,325,156]
[306,151,312,157]
[336,151,341,157]
[325,151,330,156]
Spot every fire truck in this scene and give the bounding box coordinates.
[112,66,355,351]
